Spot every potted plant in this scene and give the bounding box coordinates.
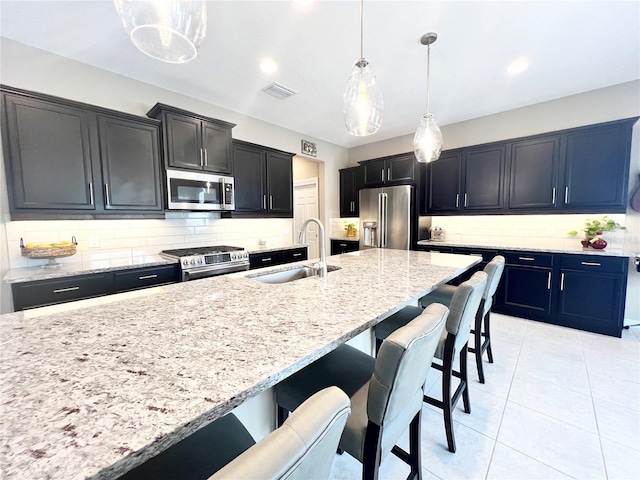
[568,216,625,249]
[344,222,357,237]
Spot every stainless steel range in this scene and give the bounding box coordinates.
[161,245,249,281]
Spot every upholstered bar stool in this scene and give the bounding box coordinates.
[420,256,505,384]
[374,271,487,453]
[275,303,449,480]
[120,386,350,480]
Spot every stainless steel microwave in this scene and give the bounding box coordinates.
[166,169,235,211]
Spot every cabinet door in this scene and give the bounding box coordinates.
[164,112,202,170]
[282,247,308,263]
[564,124,631,211]
[98,116,163,211]
[114,264,179,292]
[249,251,284,269]
[339,167,364,217]
[508,136,560,210]
[266,152,293,214]
[463,145,505,211]
[363,159,386,186]
[427,151,461,213]
[2,94,95,210]
[202,121,232,174]
[501,265,552,318]
[233,142,266,213]
[387,154,415,183]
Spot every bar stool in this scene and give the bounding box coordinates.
[274,303,449,480]
[120,386,350,480]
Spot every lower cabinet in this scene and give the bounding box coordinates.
[249,247,308,270]
[330,239,359,255]
[11,264,179,311]
[498,252,553,320]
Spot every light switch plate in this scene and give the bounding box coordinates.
[89,237,100,248]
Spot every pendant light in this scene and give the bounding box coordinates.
[114,0,207,64]
[413,32,443,163]
[343,0,383,136]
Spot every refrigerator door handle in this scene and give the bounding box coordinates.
[380,192,388,247]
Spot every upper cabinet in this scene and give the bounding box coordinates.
[232,140,293,217]
[361,153,415,187]
[339,166,364,217]
[147,103,235,175]
[1,86,164,219]
[426,117,638,215]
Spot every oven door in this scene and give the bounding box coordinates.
[167,169,235,211]
[182,264,249,281]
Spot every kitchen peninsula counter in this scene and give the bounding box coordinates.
[0,249,480,480]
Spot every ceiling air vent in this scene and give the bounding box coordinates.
[262,82,298,99]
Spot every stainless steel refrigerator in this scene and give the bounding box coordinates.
[359,185,414,250]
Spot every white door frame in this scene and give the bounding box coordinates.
[293,177,320,259]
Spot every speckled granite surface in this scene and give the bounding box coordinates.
[3,256,178,284]
[245,243,307,254]
[0,248,479,480]
[416,240,633,258]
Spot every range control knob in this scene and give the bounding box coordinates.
[182,259,188,266]
[190,259,196,265]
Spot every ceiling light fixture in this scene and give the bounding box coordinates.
[260,58,278,75]
[342,0,383,136]
[413,32,443,163]
[114,0,207,64]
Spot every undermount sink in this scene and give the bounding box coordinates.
[248,264,341,284]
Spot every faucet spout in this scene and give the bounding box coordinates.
[298,217,327,277]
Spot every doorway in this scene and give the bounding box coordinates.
[293,177,319,260]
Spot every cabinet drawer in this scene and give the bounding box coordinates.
[114,264,179,292]
[560,254,626,274]
[283,247,308,263]
[249,251,284,269]
[504,252,553,267]
[331,239,359,255]
[12,273,113,311]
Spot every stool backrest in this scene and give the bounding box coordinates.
[210,386,350,480]
[482,256,505,313]
[366,303,448,456]
[446,271,487,352]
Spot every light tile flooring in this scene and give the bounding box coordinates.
[329,314,640,479]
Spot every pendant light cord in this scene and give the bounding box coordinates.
[359,0,364,59]
[426,43,431,114]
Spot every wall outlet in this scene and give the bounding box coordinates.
[88,236,100,248]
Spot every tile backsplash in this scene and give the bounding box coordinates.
[5,214,294,269]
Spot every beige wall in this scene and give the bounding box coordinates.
[293,156,320,181]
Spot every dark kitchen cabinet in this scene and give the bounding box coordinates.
[147,103,235,175]
[282,247,308,263]
[507,136,561,210]
[563,120,634,212]
[232,140,293,217]
[97,115,163,211]
[113,264,179,293]
[361,153,415,187]
[462,144,506,211]
[339,166,365,217]
[330,239,359,255]
[249,250,284,269]
[556,255,627,337]
[1,86,165,219]
[427,151,462,213]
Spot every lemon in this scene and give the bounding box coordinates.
[59,241,71,246]
[25,243,36,248]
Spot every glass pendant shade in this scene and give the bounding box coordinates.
[413,113,443,163]
[114,0,207,64]
[343,59,384,136]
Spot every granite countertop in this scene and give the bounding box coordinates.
[330,236,360,242]
[416,239,635,258]
[244,242,307,254]
[0,249,480,480]
[3,255,179,284]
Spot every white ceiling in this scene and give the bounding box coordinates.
[1,1,638,149]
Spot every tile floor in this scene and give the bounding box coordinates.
[329,314,640,479]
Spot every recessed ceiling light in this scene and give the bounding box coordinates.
[260,58,278,74]
[293,0,314,5]
[507,58,529,75]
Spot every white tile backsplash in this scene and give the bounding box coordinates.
[6,215,294,269]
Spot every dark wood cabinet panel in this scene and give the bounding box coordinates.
[388,154,415,183]
[282,247,308,263]
[97,115,163,211]
[2,93,95,211]
[330,239,359,255]
[249,250,284,269]
[363,158,386,186]
[501,265,553,317]
[266,152,293,214]
[362,154,416,187]
[164,112,202,170]
[427,151,461,213]
[339,166,364,217]
[508,136,561,210]
[462,145,505,211]
[113,264,179,292]
[202,121,233,174]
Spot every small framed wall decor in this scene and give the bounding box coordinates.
[301,139,317,157]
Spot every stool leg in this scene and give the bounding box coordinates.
[408,412,422,480]
[485,311,494,364]
[442,340,456,453]
[460,345,471,415]
[474,309,486,384]
[277,405,289,427]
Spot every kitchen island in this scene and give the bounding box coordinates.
[0,249,480,480]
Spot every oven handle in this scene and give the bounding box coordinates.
[182,264,249,281]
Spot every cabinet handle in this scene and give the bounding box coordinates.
[564,186,569,204]
[339,243,347,247]
[138,274,158,280]
[381,169,385,182]
[200,148,204,167]
[263,195,267,210]
[551,187,556,205]
[464,193,468,207]
[387,167,391,181]
[456,193,459,208]
[292,253,302,257]
[262,257,272,262]
[560,272,565,291]
[518,257,535,261]
[547,272,551,290]
[269,196,273,209]
[351,201,355,212]
[89,183,94,205]
[104,184,110,206]
[581,261,601,267]
[53,286,80,293]
[204,149,208,167]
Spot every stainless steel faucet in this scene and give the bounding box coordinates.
[297,217,327,277]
